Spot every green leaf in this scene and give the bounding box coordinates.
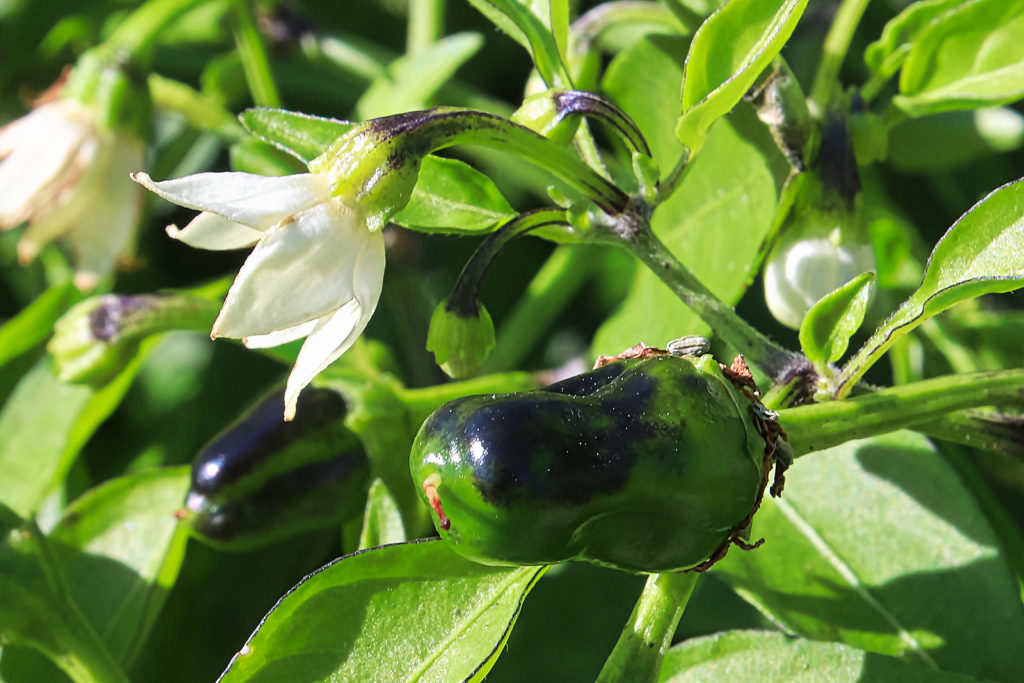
[549,0,569,63]
[239,109,353,164]
[357,479,406,550]
[676,0,809,155]
[593,79,778,356]
[0,504,127,683]
[896,0,1024,117]
[49,467,191,665]
[886,108,1024,172]
[799,271,875,367]
[229,138,306,176]
[464,0,569,86]
[659,631,986,682]
[863,0,962,81]
[714,431,1024,682]
[837,176,1024,396]
[0,353,148,518]
[218,539,546,682]
[356,33,483,119]
[392,156,516,234]
[0,283,77,369]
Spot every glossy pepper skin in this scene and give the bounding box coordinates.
[410,354,765,573]
[184,387,369,550]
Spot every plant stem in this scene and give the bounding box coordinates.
[407,0,445,54]
[779,368,1024,457]
[232,0,281,107]
[321,108,629,214]
[809,0,871,117]
[446,208,570,317]
[398,372,538,426]
[595,572,699,683]
[616,219,803,382]
[147,75,247,142]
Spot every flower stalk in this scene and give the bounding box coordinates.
[595,571,699,683]
[779,368,1024,457]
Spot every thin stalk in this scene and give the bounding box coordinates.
[407,0,445,54]
[232,0,281,107]
[655,152,692,204]
[779,368,1024,457]
[147,74,247,142]
[104,0,212,59]
[595,572,699,683]
[398,372,538,426]
[320,108,629,214]
[618,221,802,381]
[809,0,872,117]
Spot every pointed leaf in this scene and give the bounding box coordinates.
[838,176,1024,395]
[239,109,353,164]
[799,271,874,367]
[714,431,1024,682]
[464,0,569,86]
[392,156,516,234]
[896,0,1024,117]
[49,468,191,664]
[676,0,809,155]
[660,631,986,682]
[218,539,546,682]
[356,33,483,119]
[357,479,406,550]
[863,0,962,81]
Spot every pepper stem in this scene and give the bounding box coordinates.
[779,368,1024,457]
[446,208,569,317]
[603,213,805,384]
[595,571,699,683]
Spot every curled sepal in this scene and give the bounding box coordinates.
[426,298,496,379]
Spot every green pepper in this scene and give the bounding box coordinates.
[183,387,370,550]
[409,353,768,573]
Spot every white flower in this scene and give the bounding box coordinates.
[131,170,386,420]
[0,98,144,290]
[763,225,876,330]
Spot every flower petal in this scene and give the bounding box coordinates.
[212,200,383,339]
[242,319,319,348]
[167,212,264,251]
[282,228,385,420]
[69,139,146,290]
[131,171,329,230]
[0,102,93,227]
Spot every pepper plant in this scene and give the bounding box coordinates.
[2,0,1024,681]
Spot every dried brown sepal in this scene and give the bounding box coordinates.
[593,342,669,368]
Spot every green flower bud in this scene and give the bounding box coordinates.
[426,298,496,379]
[48,293,219,386]
[511,91,581,144]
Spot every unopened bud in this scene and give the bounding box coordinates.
[426,298,496,379]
